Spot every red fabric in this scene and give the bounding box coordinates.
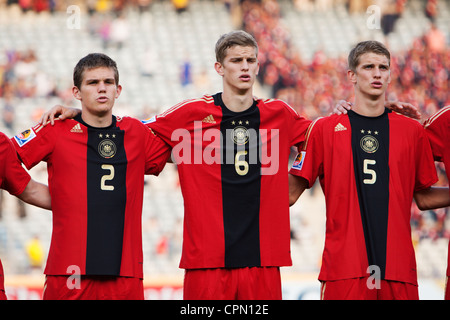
[147,93,311,269]
[290,111,437,285]
[12,116,170,278]
[183,267,281,300]
[43,275,144,300]
[321,277,418,300]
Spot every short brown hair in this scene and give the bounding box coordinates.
[215,30,258,64]
[348,41,390,72]
[73,53,119,88]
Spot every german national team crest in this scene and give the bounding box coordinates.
[360,135,379,153]
[231,126,250,145]
[98,139,116,158]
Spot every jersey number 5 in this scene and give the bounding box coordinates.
[363,159,376,184]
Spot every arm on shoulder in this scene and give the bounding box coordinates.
[39,105,81,126]
[332,100,421,120]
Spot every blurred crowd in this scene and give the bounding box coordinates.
[241,0,448,120]
[0,0,449,243]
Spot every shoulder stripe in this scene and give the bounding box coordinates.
[33,118,61,133]
[159,95,214,118]
[33,123,44,133]
[424,105,450,128]
[302,117,322,151]
[263,98,299,116]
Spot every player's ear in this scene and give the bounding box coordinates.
[72,86,81,100]
[214,61,224,77]
[115,84,122,99]
[347,69,356,84]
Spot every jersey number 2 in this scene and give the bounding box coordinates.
[101,164,115,191]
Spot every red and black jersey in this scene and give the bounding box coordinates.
[0,132,32,295]
[423,106,450,276]
[290,109,437,285]
[12,115,171,278]
[145,93,311,269]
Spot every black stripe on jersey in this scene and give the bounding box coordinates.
[348,109,390,280]
[82,116,127,276]
[215,93,262,268]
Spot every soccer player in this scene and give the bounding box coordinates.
[11,53,171,300]
[423,106,450,299]
[148,30,312,300]
[289,40,447,300]
[0,132,51,300]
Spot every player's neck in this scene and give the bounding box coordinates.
[353,94,385,117]
[81,112,113,128]
[221,89,254,113]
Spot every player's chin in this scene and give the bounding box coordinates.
[236,81,254,92]
[92,104,114,116]
[365,88,385,99]
[96,101,114,109]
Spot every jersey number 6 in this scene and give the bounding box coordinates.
[235,150,249,176]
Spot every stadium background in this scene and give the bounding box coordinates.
[0,0,448,300]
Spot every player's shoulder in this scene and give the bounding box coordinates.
[389,110,428,138]
[424,105,450,128]
[390,110,423,127]
[117,115,160,137]
[303,114,353,139]
[162,95,215,116]
[38,118,79,130]
[140,96,215,126]
[259,98,306,121]
[116,115,150,131]
[310,113,343,127]
[306,115,329,132]
[17,118,73,137]
[117,115,140,124]
[0,131,8,142]
[260,97,294,111]
[0,132,12,151]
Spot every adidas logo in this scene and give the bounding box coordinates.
[334,123,347,132]
[202,115,216,124]
[70,123,83,133]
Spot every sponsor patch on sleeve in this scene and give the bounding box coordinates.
[291,151,306,171]
[14,128,36,147]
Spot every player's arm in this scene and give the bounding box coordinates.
[414,186,450,210]
[333,100,421,119]
[39,105,81,126]
[17,179,51,210]
[289,174,309,206]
